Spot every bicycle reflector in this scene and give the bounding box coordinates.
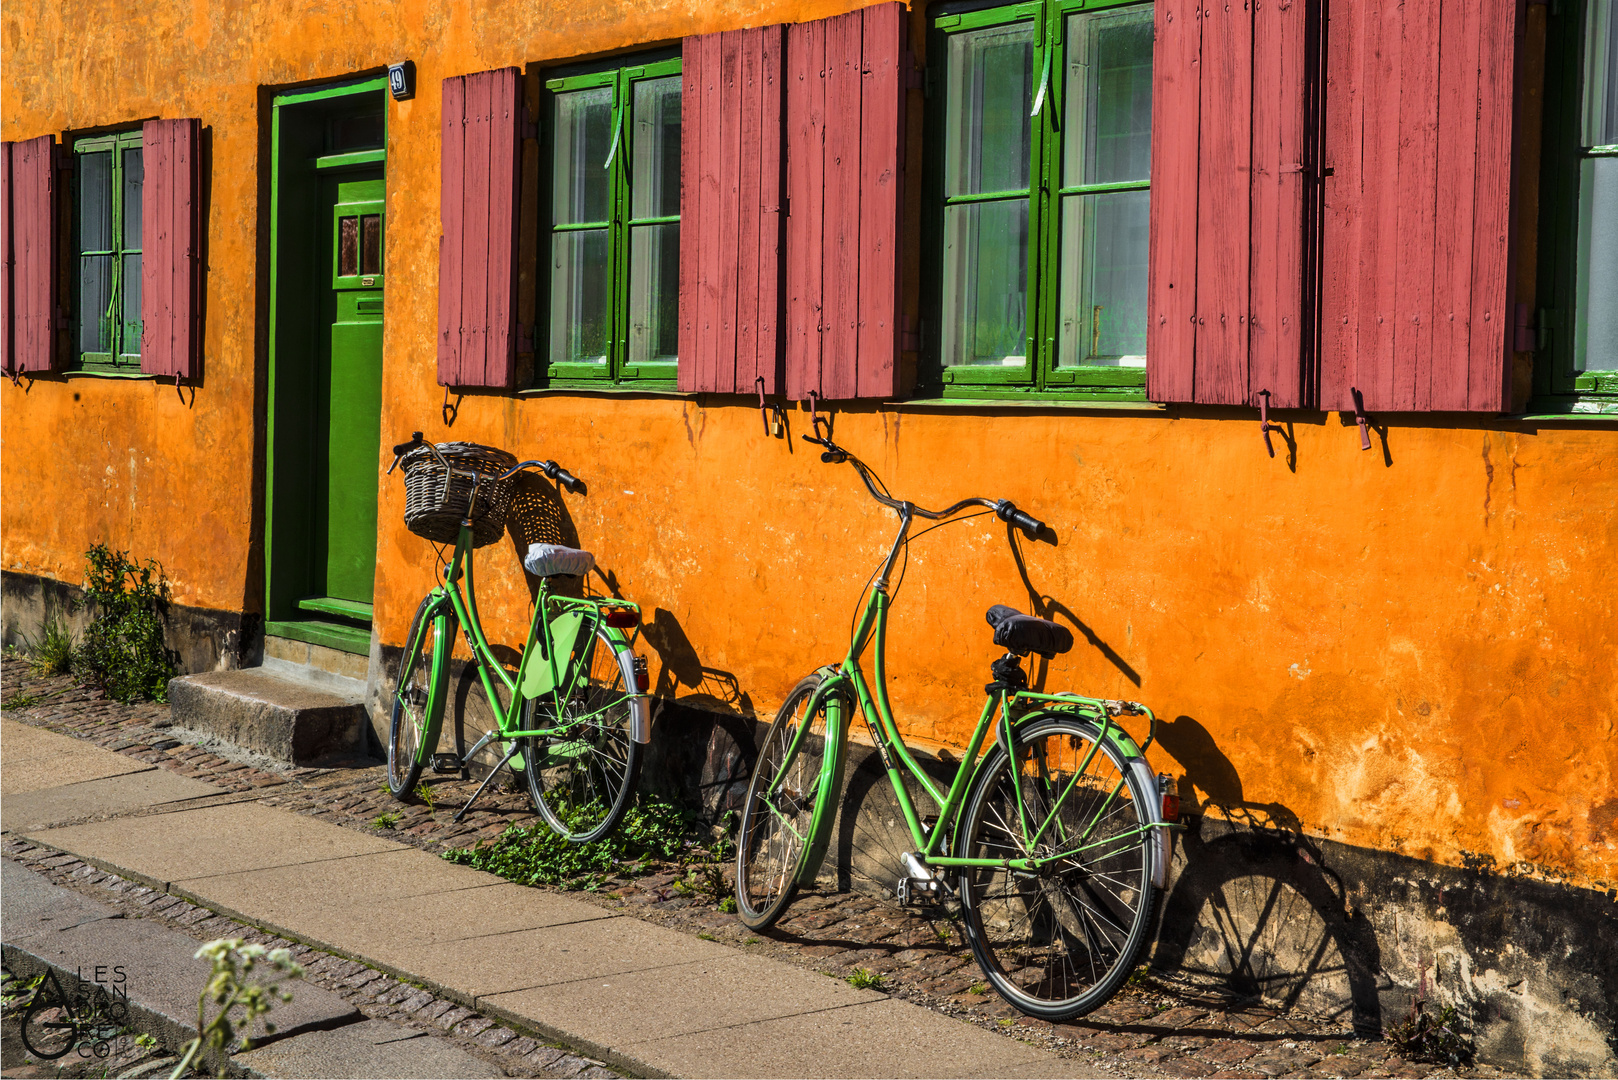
[632,655,650,692]
[1158,773,1180,822]
[604,608,638,628]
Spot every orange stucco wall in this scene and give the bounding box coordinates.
[3,0,1614,900]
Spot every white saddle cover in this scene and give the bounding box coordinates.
[523,543,596,578]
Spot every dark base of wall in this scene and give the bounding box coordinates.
[0,570,261,676]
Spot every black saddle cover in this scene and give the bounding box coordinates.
[985,605,1074,659]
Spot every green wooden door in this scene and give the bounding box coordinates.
[321,175,384,607]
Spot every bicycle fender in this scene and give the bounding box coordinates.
[795,674,850,888]
[602,624,652,744]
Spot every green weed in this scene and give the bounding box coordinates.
[845,967,887,991]
[443,797,696,890]
[696,932,717,942]
[19,612,77,677]
[2,691,41,711]
[370,811,401,830]
[413,782,437,811]
[77,544,175,703]
[967,981,989,995]
[718,896,738,914]
[1386,999,1471,1067]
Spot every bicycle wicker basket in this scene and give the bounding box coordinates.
[399,441,518,548]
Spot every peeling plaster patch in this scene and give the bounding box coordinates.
[1289,659,1311,679]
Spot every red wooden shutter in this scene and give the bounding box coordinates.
[1318,0,1521,413]
[1146,0,1313,408]
[1,141,11,375]
[784,1,907,401]
[439,67,521,390]
[2,136,59,376]
[678,24,786,394]
[141,118,202,380]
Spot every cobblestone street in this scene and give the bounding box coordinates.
[1,659,1519,1079]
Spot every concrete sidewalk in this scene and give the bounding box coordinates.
[3,720,1073,1078]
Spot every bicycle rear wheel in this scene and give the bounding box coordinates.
[523,620,642,843]
[388,595,456,800]
[956,716,1158,1021]
[735,674,835,930]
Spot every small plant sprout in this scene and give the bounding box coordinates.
[370,811,401,830]
[170,939,302,1078]
[967,981,989,995]
[845,967,887,991]
[1,691,40,712]
[414,782,437,811]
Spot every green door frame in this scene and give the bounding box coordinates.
[266,76,388,655]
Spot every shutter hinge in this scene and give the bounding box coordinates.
[521,106,538,141]
[1536,307,1560,351]
[1513,303,1536,353]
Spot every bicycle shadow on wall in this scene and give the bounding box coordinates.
[439,470,585,785]
[1151,713,1387,1038]
[1005,526,1142,690]
[637,606,760,826]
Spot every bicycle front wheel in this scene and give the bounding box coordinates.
[735,674,836,930]
[388,595,457,800]
[957,716,1158,1021]
[524,620,642,843]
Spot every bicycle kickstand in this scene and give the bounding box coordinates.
[451,742,523,823]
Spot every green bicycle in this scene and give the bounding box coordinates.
[734,434,1178,1020]
[385,433,650,842]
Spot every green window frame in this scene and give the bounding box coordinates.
[539,54,682,390]
[1535,0,1618,414]
[923,0,1153,401]
[71,129,144,372]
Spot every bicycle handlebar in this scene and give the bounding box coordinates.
[802,434,1046,539]
[388,433,583,493]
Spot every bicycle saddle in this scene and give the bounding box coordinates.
[985,604,1074,659]
[522,543,595,578]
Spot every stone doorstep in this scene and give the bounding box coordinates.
[166,668,365,765]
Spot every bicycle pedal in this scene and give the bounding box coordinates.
[896,877,943,907]
[431,753,461,774]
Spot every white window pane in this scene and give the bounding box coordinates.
[1065,7,1154,186]
[941,200,1028,366]
[122,147,143,250]
[631,76,682,220]
[1576,155,1618,371]
[80,151,113,252]
[628,222,679,364]
[1584,0,1618,146]
[552,87,613,226]
[549,229,611,364]
[945,23,1034,197]
[1057,190,1149,367]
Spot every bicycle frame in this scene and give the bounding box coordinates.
[779,513,1175,888]
[399,521,646,771]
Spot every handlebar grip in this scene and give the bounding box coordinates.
[391,432,425,457]
[554,467,582,492]
[996,500,1046,539]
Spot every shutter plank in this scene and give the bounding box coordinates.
[736,28,763,392]
[718,30,745,393]
[1193,0,1251,405]
[11,137,58,372]
[1249,0,1309,408]
[757,25,784,394]
[677,37,702,391]
[697,30,724,395]
[1354,0,1401,413]
[462,72,492,382]
[1,142,11,374]
[785,19,826,399]
[1467,0,1517,412]
[486,69,519,389]
[856,2,903,399]
[1320,0,1362,411]
[439,75,467,383]
[1146,1,1201,403]
[1431,0,1480,412]
[822,10,863,400]
[1392,0,1440,410]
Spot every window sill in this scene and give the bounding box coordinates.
[520,380,689,398]
[1516,393,1618,418]
[894,395,1164,412]
[64,368,158,380]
